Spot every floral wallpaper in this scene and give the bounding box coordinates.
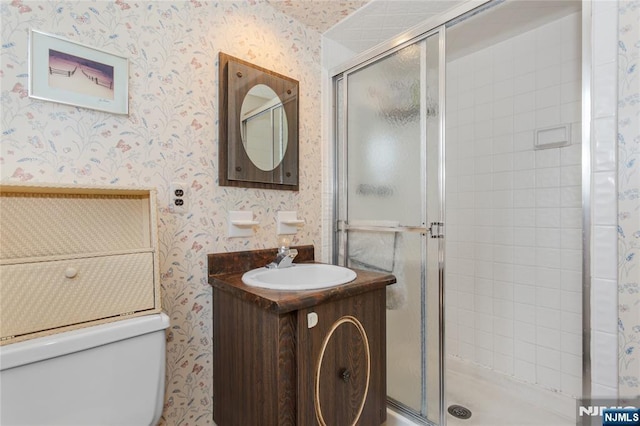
[618,0,640,397]
[2,0,639,423]
[0,1,323,424]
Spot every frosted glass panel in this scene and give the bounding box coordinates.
[339,31,442,423]
[347,231,424,409]
[346,43,423,226]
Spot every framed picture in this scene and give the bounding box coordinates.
[28,29,129,115]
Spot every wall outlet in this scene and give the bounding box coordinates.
[169,182,188,214]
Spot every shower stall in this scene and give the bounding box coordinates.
[332,1,584,424]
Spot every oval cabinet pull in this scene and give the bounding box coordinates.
[64,267,78,279]
[340,368,351,382]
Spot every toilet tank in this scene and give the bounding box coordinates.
[0,312,170,426]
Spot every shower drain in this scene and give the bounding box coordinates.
[448,404,472,420]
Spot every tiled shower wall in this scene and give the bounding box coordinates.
[445,13,583,397]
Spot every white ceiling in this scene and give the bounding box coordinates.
[268,0,582,60]
[323,0,467,53]
[266,0,371,33]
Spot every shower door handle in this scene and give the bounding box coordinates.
[341,222,429,234]
[429,222,444,238]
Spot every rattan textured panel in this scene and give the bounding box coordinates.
[0,193,150,259]
[0,253,155,339]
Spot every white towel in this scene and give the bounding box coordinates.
[348,220,407,310]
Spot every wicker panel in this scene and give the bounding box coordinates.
[0,253,155,340]
[0,193,150,260]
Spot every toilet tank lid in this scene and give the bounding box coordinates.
[0,312,170,371]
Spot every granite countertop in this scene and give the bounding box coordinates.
[208,245,396,314]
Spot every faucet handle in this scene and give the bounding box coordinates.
[278,236,291,251]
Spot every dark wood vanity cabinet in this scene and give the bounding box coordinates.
[297,289,387,426]
[209,246,393,426]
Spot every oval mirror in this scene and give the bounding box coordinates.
[219,52,299,191]
[239,84,288,171]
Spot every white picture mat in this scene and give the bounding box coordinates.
[29,29,128,115]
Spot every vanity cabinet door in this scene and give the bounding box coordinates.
[297,289,387,425]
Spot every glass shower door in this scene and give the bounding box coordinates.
[334,30,443,424]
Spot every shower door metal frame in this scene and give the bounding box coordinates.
[332,26,446,425]
[330,0,593,424]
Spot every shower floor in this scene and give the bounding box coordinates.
[384,357,576,426]
[446,357,575,426]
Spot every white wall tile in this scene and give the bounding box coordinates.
[561,269,583,293]
[592,0,619,65]
[593,116,617,172]
[515,288,537,307]
[591,384,618,399]
[514,112,536,132]
[561,80,581,103]
[560,207,582,229]
[536,287,561,310]
[513,71,536,94]
[561,290,582,314]
[560,143,582,166]
[536,266,562,288]
[561,311,582,334]
[592,331,618,389]
[536,306,561,329]
[536,207,561,228]
[561,249,583,271]
[593,225,618,280]
[515,321,536,343]
[514,189,536,208]
[562,373,582,397]
[593,62,618,119]
[561,100,582,124]
[537,188,561,208]
[515,359,537,383]
[536,64,562,89]
[561,165,582,187]
[536,168,561,188]
[537,365,562,390]
[536,105,562,128]
[561,353,582,377]
[537,346,562,370]
[560,186,582,208]
[535,148,561,168]
[494,353,515,376]
[536,247,562,269]
[514,92,536,114]
[560,331,582,357]
[444,11,586,398]
[515,340,537,363]
[537,228,562,248]
[536,85,562,110]
[592,279,618,333]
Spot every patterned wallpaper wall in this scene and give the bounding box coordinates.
[0,1,322,424]
[617,0,640,398]
[2,0,639,424]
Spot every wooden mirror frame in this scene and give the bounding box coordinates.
[218,52,299,191]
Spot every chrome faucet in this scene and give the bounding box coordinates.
[267,239,298,269]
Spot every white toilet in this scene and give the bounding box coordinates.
[0,312,170,425]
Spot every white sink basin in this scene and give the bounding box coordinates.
[242,263,357,291]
